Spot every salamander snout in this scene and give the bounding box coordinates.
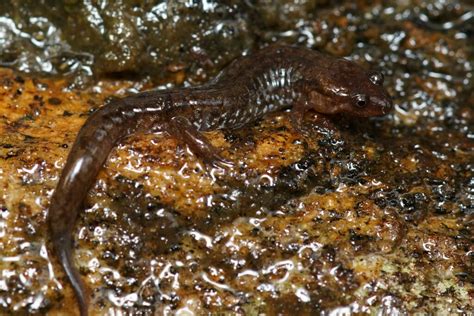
[347,92,392,117]
[371,95,393,115]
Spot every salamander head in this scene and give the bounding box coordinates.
[308,58,392,117]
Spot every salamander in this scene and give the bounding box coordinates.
[47,45,392,315]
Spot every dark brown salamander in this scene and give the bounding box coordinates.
[48,45,392,315]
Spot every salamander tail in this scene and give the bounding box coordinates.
[54,235,88,316]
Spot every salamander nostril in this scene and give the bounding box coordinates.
[383,100,393,113]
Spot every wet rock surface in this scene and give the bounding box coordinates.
[0,0,473,315]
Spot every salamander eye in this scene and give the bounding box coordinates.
[369,71,384,85]
[354,94,367,107]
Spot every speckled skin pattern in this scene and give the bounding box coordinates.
[47,45,391,315]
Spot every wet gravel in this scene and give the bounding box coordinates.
[0,0,473,314]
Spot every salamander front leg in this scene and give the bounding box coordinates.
[291,98,336,136]
[168,116,234,169]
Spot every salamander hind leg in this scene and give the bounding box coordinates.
[168,116,234,170]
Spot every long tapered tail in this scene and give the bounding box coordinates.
[48,96,165,316]
[53,234,88,316]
